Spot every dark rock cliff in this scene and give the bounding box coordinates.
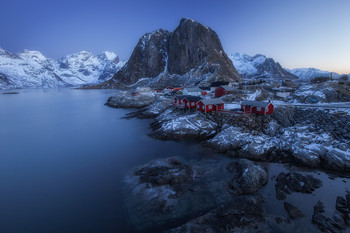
[96,18,241,88]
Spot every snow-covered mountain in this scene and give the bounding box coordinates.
[286,68,340,81]
[0,48,125,89]
[229,53,297,80]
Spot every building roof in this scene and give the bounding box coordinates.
[184,87,202,92]
[241,100,272,108]
[199,86,210,91]
[210,81,229,87]
[199,99,225,105]
[174,95,193,100]
[183,96,202,102]
[219,85,235,91]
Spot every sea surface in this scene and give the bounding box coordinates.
[0,88,348,233]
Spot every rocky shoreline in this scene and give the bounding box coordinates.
[106,92,350,174]
[107,91,350,232]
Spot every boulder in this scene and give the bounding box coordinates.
[151,112,217,140]
[105,92,155,108]
[165,195,268,233]
[226,159,268,195]
[320,149,350,172]
[275,172,322,200]
[283,202,306,219]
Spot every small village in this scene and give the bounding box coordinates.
[135,81,275,116]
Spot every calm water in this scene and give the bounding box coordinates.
[0,89,218,233]
[0,89,349,233]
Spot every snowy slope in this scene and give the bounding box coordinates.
[229,53,297,80]
[286,68,340,81]
[0,48,124,89]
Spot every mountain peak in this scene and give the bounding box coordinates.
[99,18,240,88]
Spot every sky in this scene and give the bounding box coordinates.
[1,0,349,73]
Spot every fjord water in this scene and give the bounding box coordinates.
[1,89,349,233]
[0,89,215,233]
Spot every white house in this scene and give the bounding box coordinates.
[182,87,202,96]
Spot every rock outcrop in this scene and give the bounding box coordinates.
[312,193,350,233]
[123,157,268,231]
[97,18,241,89]
[275,172,322,200]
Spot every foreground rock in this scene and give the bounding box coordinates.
[283,202,306,219]
[166,195,268,233]
[105,91,155,108]
[312,193,350,233]
[227,159,268,195]
[123,157,268,231]
[150,109,217,140]
[275,172,322,200]
[206,126,278,160]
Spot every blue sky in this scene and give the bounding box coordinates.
[1,0,349,73]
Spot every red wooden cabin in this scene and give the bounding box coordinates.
[241,100,274,115]
[174,95,191,106]
[183,96,202,109]
[215,85,235,97]
[197,99,225,112]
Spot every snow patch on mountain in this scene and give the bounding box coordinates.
[287,68,340,81]
[0,48,124,89]
[229,53,297,80]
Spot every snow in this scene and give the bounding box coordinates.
[224,103,241,109]
[287,68,341,81]
[0,48,124,88]
[103,51,117,60]
[247,90,261,100]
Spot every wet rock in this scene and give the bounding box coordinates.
[320,149,350,172]
[283,202,306,219]
[226,159,268,195]
[312,199,348,233]
[134,157,194,198]
[124,157,270,231]
[106,91,155,108]
[275,172,322,200]
[165,195,268,233]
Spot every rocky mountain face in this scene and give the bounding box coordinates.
[286,68,340,81]
[229,53,298,80]
[0,48,124,89]
[97,18,241,89]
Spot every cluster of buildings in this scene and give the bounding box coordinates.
[155,81,237,98]
[162,82,274,115]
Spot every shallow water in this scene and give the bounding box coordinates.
[0,88,348,233]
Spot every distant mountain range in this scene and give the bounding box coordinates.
[229,53,297,80]
[1,19,348,90]
[0,48,125,89]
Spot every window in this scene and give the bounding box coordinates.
[191,102,195,106]
[257,107,261,111]
[202,105,205,110]
[208,105,212,109]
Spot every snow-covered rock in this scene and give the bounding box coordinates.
[106,91,156,108]
[229,52,297,80]
[287,68,340,81]
[0,47,124,89]
[151,110,217,140]
[206,126,277,160]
